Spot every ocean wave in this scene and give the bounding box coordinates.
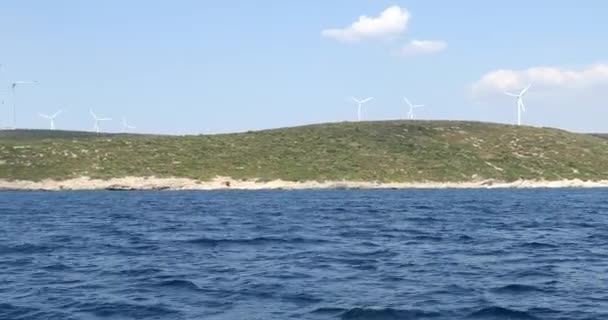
[41,263,72,271]
[0,303,37,319]
[46,234,79,243]
[76,302,180,318]
[511,266,556,278]
[0,243,58,255]
[184,236,328,246]
[339,307,440,320]
[413,235,443,241]
[0,303,75,320]
[383,228,429,235]
[587,233,608,241]
[339,230,375,238]
[116,267,163,277]
[405,216,441,223]
[470,249,508,256]
[429,284,472,295]
[491,284,546,294]
[518,242,558,249]
[344,248,397,258]
[280,292,323,305]
[360,241,381,247]
[468,306,538,319]
[311,307,347,314]
[156,279,202,291]
[316,256,379,268]
[458,235,474,241]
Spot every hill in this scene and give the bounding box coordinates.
[590,134,608,140]
[2,121,608,183]
[0,129,139,140]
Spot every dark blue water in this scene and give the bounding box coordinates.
[1,189,608,320]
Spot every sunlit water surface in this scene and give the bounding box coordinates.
[1,189,608,319]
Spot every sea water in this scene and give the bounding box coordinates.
[1,189,607,319]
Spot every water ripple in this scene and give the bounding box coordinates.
[339,307,440,320]
[468,306,539,319]
[0,189,606,319]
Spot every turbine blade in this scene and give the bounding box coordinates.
[352,97,360,103]
[520,83,532,96]
[52,110,62,118]
[90,109,97,119]
[504,92,518,97]
[403,97,413,107]
[361,97,373,104]
[39,113,49,118]
[13,80,38,85]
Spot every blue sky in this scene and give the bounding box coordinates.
[1,1,607,134]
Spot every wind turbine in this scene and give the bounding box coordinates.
[11,80,38,128]
[39,109,63,130]
[121,117,136,132]
[90,109,111,133]
[352,97,373,121]
[504,83,532,126]
[403,97,424,120]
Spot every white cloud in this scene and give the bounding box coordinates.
[399,40,447,56]
[472,64,608,95]
[321,6,410,42]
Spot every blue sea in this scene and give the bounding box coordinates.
[1,189,608,320]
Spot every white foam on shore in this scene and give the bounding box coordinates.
[1,176,608,191]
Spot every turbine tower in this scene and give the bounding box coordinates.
[90,109,111,133]
[403,97,424,120]
[352,97,373,121]
[504,84,532,126]
[39,109,63,130]
[122,117,136,132]
[11,80,38,128]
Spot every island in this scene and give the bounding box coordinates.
[1,120,608,190]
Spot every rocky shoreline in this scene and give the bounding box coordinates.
[1,176,608,191]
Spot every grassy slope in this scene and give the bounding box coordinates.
[1,121,608,182]
[591,134,608,140]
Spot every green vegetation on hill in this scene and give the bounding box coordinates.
[591,134,608,140]
[1,121,608,182]
[0,129,141,140]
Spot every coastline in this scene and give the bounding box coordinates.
[1,176,608,191]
